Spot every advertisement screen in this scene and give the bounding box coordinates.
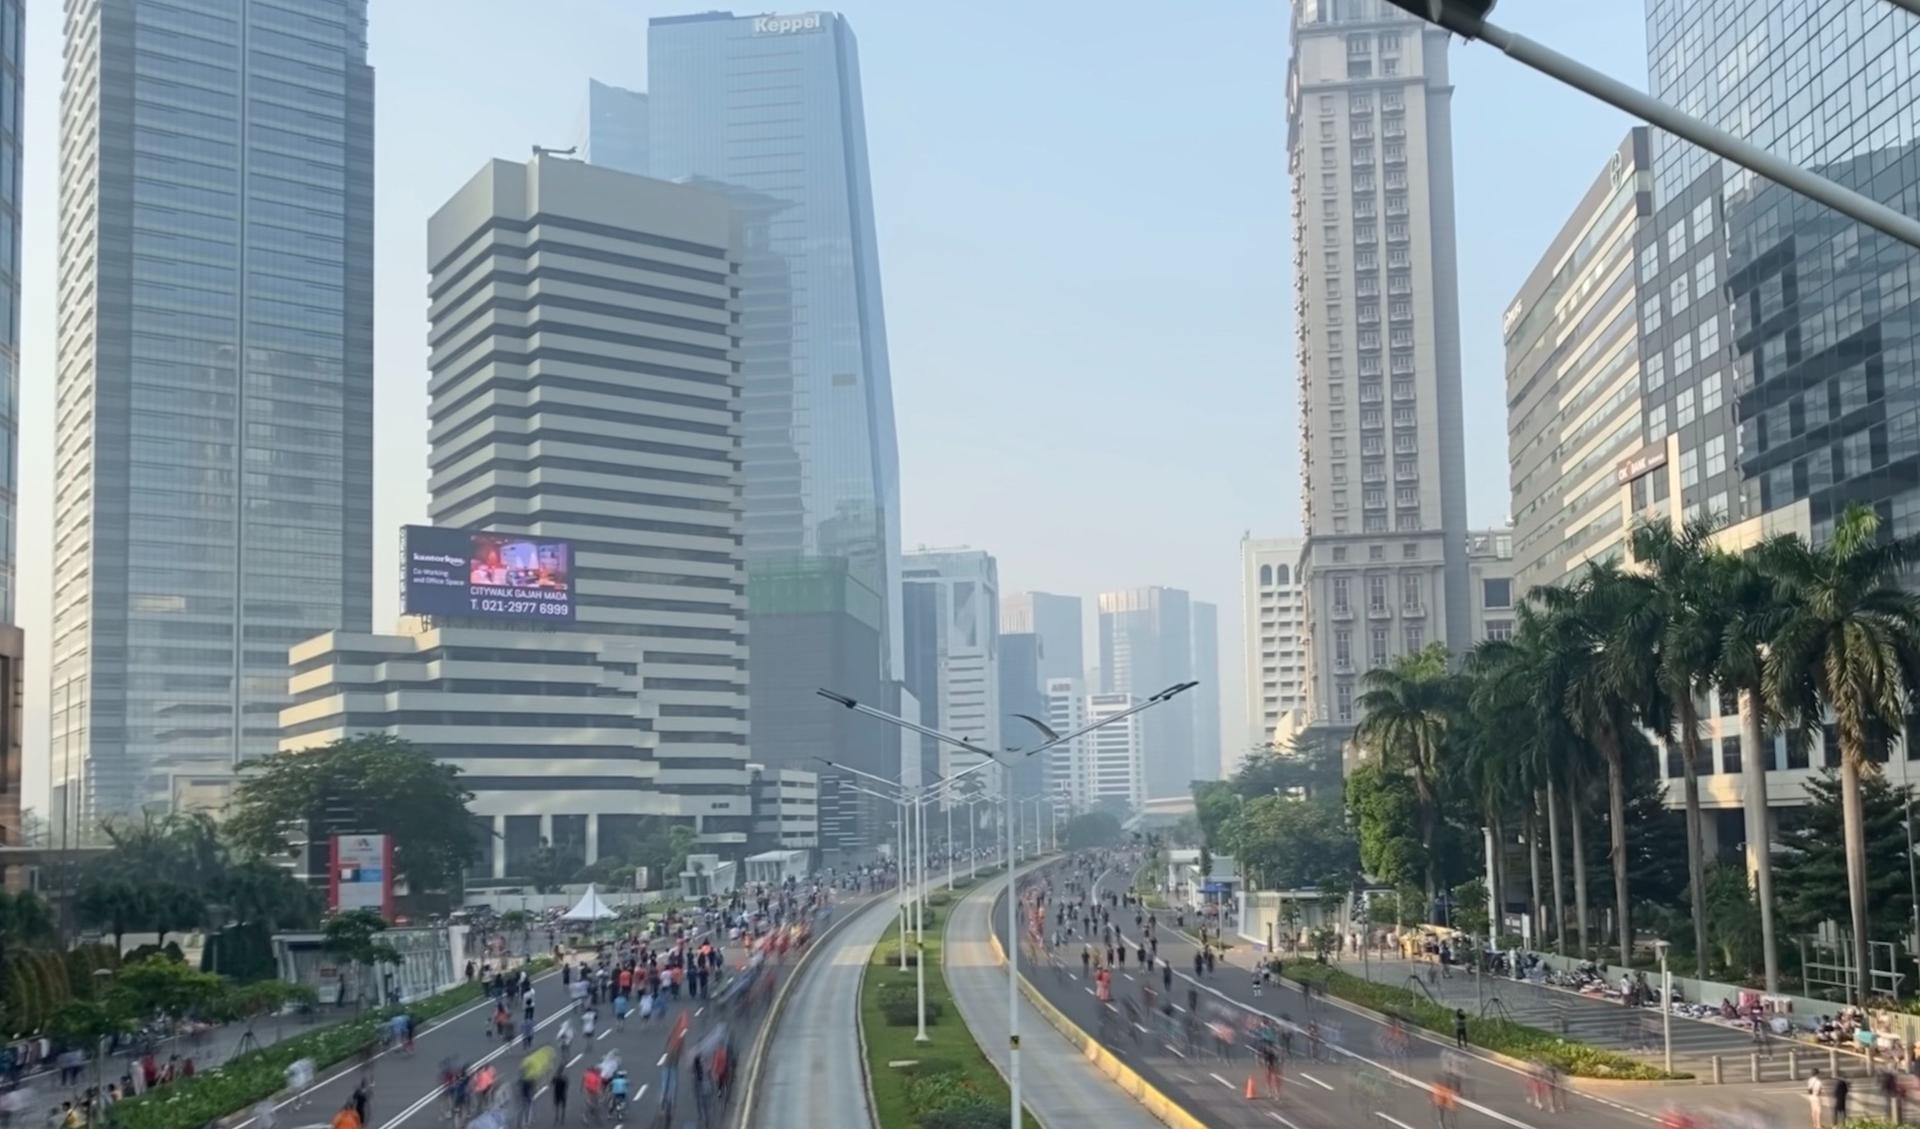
[401,525,575,622]
[329,834,394,917]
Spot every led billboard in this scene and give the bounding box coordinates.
[401,525,575,622]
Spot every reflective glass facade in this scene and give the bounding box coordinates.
[52,0,373,834]
[645,10,902,678]
[1646,1,1920,543]
[0,0,17,626]
[583,79,648,176]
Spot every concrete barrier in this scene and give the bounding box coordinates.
[984,907,1209,1129]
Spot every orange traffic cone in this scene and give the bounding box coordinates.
[1244,1074,1258,1100]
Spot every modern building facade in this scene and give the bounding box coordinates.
[642,11,904,811]
[51,0,375,836]
[1506,131,1655,597]
[748,764,819,855]
[1085,692,1145,812]
[1286,0,1470,738]
[1000,592,1084,685]
[1240,536,1308,754]
[1097,587,1195,800]
[902,549,1000,791]
[1043,676,1087,810]
[996,631,1049,799]
[1190,600,1221,782]
[286,156,771,875]
[0,0,17,627]
[0,626,19,889]
[583,79,649,175]
[1465,528,1515,644]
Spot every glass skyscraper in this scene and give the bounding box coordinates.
[51,0,374,835]
[1644,1,1920,544]
[0,0,17,627]
[582,11,904,854]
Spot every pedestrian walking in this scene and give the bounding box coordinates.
[1453,1009,1469,1050]
[550,1071,567,1125]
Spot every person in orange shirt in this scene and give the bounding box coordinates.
[330,1100,360,1129]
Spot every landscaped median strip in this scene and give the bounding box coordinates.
[858,876,1040,1129]
[112,957,555,1129]
[1282,962,1686,1081]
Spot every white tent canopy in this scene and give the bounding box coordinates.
[560,884,617,922]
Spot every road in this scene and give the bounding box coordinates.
[998,858,1802,1129]
[746,889,902,1129]
[218,907,821,1129]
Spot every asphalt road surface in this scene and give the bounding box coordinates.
[224,908,821,1129]
[1000,858,1700,1129]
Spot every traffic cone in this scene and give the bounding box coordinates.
[1244,1074,1258,1100]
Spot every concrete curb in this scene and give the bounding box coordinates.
[733,891,887,1129]
[980,879,1209,1129]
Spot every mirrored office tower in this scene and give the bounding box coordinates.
[0,0,17,627]
[50,0,374,836]
[642,11,903,852]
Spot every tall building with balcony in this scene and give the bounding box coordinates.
[1240,536,1307,755]
[52,0,374,837]
[1465,529,1515,644]
[1085,692,1145,811]
[1506,131,1654,597]
[1286,0,1469,740]
[1043,676,1088,810]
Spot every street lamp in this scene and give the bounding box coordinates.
[1653,939,1673,1076]
[819,680,1198,1129]
[1380,1,1920,253]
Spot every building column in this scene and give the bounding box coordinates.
[491,815,507,880]
[585,814,600,866]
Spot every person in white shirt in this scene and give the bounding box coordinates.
[1807,1069,1827,1128]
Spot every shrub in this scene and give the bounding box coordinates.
[904,1070,982,1115]
[878,984,943,1027]
[1286,963,1681,1080]
[919,1102,1005,1129]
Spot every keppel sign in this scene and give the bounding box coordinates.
[330,834,395,917]
[752,12,823,35]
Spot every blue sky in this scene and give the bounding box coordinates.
[14,2,1652,802]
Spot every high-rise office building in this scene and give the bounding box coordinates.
[1000,592,1083,684]
[1085,692,1145,811]
[51,0,374,836]
[1097,586,1194,801]
[1287,0,1469,738]
[283,155,751,869]
[0,0,17,626]
[1043,676,1087,810]
[1190,600,1220,782]
[997,631,1048,798]
[903,549,1000,790]
[1465,529,1516,644]
[1241,536,1307,754]
[641,11,904,810]
[1507,131,1654,597]
[583,79,648,175]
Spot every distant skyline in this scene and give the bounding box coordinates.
[13,2,1648,808]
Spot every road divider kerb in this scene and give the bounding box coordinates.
[980,881,1209,1129]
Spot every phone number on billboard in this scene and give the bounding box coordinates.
[470,598,571,616]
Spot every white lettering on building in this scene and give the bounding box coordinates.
[752,12,823,35]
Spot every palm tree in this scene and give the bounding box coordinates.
[1461,646,1531,939]
[1355,645,1459,908]
[1622,519,1723,977]
[1714,544,1792,993]
[1541,561,1645,967]
[1762,504,1920,1004]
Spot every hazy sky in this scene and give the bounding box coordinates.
[14,2,1651,807]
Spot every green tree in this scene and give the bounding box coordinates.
[1620,519,1725,976]
[1345,758,1429,894]
[1763,503,1920,1003]
[226,734,476,896]
[1224,796,1357,892]
[526,843,571,894]
[1773,768,1919,943]
[106,955,228,1021]
[321,909,401,1008]
[1063,811,1124,850]
[1191,780,1240,851]
[1355,645,1459,904]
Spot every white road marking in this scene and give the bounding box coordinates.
[1267,1113,1308,1129]
[1299,1071,1334,1092]
[1165,1044,1186,1058]
[1207,1072,1234,1091]
[596,1029,612,1040]
[1132,1022,1149,1033]
[565,1054,583,1069]
[1375,1115,1418,1129]
[656,1053,668,1067]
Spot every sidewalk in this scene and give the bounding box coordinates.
[946,874,1169,1129]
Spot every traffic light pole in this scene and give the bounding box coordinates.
[1400,3,1920,252]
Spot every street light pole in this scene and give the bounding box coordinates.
[1384,1,1920,253]
[969,799,978,879]
[818,680,1199,1129]
[1655,940,1673,1076]
[946,801,955,891]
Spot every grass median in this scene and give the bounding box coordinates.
[1284,961,1686,1081]
[859,880,1039,1129]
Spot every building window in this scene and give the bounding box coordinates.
[1674,330,1695,373]
[1721,735,1742,776]
[1641,293,1663,334]
[1395,513,1419,531]
[1332,436,1347,457]
[1701,370,1723,416]
[1647,402,1668,438]
[1336,681,1354,721]
[1704,434,1727,479]
[1369,628,1388,665]
[1320,94,1334,116]
[1484,621,1513,642]
[1699,317,1721,361]
[1332,576,1350,613]
[1644,348,1666,392]
[1369,545,1384,560]
[1365,515,1388,532]
[1335,630,1352,667]
[1331,463,1348,484]
[1691,197,1713,244]
[1482,577,1512,609]
[1401,574,1422,611]
[1680,445,1700,488]
[1694,256,1717,300]
[1403,624,1423,651]
[1638,240,1659,285]
[1676,387,1697,428]
[1666,220,1686,264]
[1669,275,1691,317]
[1332,489,1349,511]
[1402,543,1418,560]
[1368,574,1387,611]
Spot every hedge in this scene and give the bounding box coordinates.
[1284,962,1685,1081]
[109,957,552,1129]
